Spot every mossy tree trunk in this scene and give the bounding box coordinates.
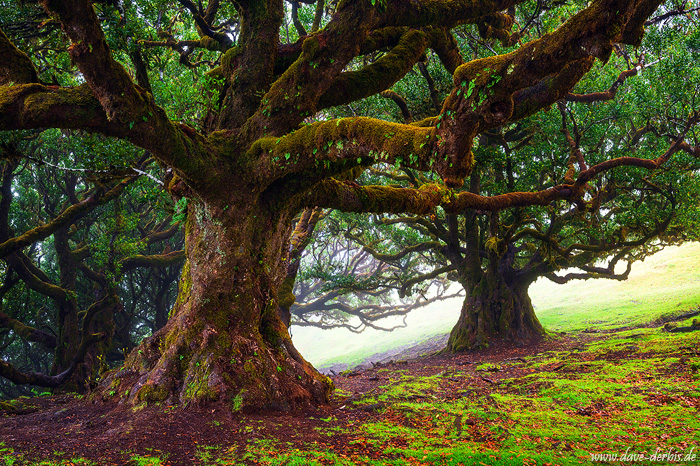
[444,212,544,352]
[103,196,331,410]
[446,271,544,352]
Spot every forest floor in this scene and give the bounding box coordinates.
[1,315,699,466]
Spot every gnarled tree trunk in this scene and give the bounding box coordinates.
[101,196,332,411]
[446,269,544,352]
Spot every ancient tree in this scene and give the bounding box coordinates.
[282,4,700,352]
[340,96,698,351]
[0,0,693,410]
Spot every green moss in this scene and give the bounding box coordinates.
[247,116,435,178]
[0,29,38,85]
[243,360,256,375]
[183,368,219,402]
[301,35,320,56]
[220,46,243,76]
[318,29,430,109]
[277,277,296,309]
[199,36,222,52]
[136,383,169,404]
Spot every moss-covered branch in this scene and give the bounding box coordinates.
[0,28,39,85]
[0,178,134,259]
[42,0,145,123]
[0,83,212,190]
[1,1,217,188]
[433,0,662,186]
[278,207,323,325]
[307,179,446,214]
[4,252,69,302]
[119,250,186,273]
[214,0,284,130]
[304,130,694,215]
[305,178,579,215]
[247,117,435,189]
[243,0,664,193]
[381,0,527,30]
[318,29,431,109]
[242,1,525,141]
[178,0,233,50]
[0,311,56,349]
[239,0,378,140]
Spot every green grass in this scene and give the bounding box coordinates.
[533,243,700,332]
[8,325,700,465]
[128,454,169,466]
[336,330,700,466]
[292,306,458,370]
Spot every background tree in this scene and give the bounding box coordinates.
[283,209,460,333]
[0,0,693,411]
[0,132,183,398]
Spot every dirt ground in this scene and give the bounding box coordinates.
[0,333,611,466]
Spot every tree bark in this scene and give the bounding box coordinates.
[101,197,332,410]
[446,272,544,352]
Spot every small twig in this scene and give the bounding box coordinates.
[132,168,165,186]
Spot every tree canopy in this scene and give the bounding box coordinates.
[1,0,699,410]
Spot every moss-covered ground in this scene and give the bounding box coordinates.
[1,315,698,465]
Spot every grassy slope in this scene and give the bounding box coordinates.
[294,243,700,370]
[5,316,698,466]
[534,242,700,332]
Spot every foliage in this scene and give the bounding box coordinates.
[0,131,183,397]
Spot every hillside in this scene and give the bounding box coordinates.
[1,313,698,465]
[292,243,700,371]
